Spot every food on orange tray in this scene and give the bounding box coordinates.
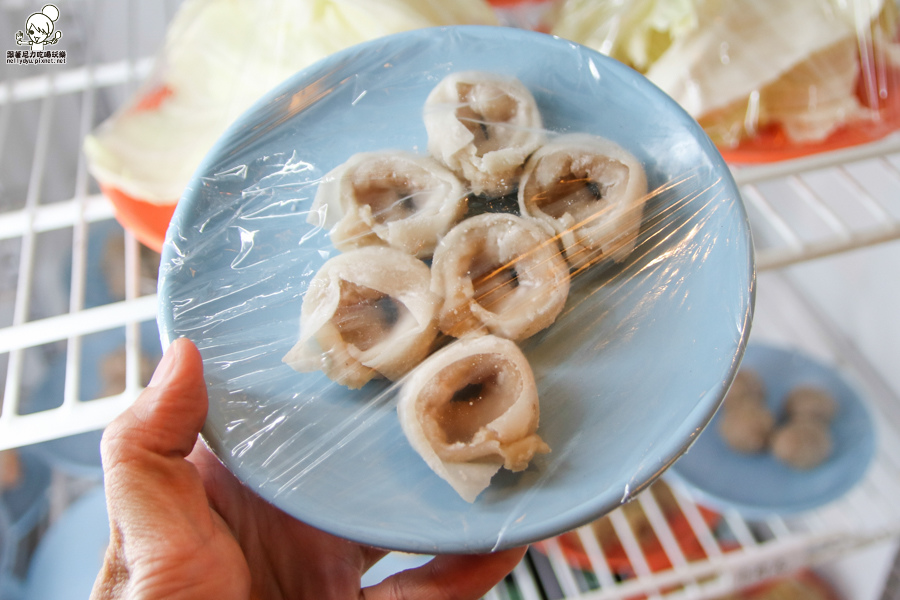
[535,479,721,574]
[548,0,900,163]
[83,0,499,251]
[715,569,841,600]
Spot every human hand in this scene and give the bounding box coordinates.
[91,337,526,599]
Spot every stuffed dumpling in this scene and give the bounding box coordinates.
[430,213,570,341]
[397,334,550,502]
[283,247,438,389]
[308,151,468,259]
[424,71,544,197]
[518,134,648,269]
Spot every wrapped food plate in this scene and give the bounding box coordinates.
[157,25,755,553]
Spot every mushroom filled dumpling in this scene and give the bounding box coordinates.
[282,247,439,389]
[518,134,648,269]
[424,71,544,197]
[430,213,570,341]
[308,151,468,259]
[397,334,550,502]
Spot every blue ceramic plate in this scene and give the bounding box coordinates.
[668,344,876,519]
[158,26,753,553]
[2,450,51,537]
[19,484,432,596]
[22,486,109,600]
[0,501,11,593]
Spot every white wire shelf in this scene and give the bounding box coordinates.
[732,134,900,272]
[2,2,900,598]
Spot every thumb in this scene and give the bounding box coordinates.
[93,338,248,600]
[364,546,527,600]
[102,337,207,464]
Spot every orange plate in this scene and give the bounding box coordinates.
[97,84,178,253]
[101,184,176,254]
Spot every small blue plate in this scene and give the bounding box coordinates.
[158,26,753,553]
[0,500,12,594]
[668,344,876,519]
[2,451,51,538]
[22,486,109,600]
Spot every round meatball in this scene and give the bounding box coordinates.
[784,385,837,423]
[770,420,833,470]
[724,370,766,410]
[718,402,775,454]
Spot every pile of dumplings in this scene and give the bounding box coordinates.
[283,71,649,502]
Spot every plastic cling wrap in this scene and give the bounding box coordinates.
[157,26,754,554]
[82,0,499,251]
[548,0,900,163]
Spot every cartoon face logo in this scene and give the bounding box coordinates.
[15,4,63,52]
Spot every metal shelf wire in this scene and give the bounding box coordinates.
[732,135,900,272]
[1,2,900,598]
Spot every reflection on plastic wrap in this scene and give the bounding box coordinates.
[158,27,754,554]
[548,0,900,163]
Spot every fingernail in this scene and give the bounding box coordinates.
[148,338,182,388]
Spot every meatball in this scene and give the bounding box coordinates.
[770,420,833,470]
[718,402,775,454]
[723,369,766,410]
[784,385,838,423]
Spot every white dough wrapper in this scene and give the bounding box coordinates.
[518,134,648,269]
[308,151,468,259]
[430,213,570,341]
[397,334,550,503]
[283,247,439,389]
[424,71,544,197]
